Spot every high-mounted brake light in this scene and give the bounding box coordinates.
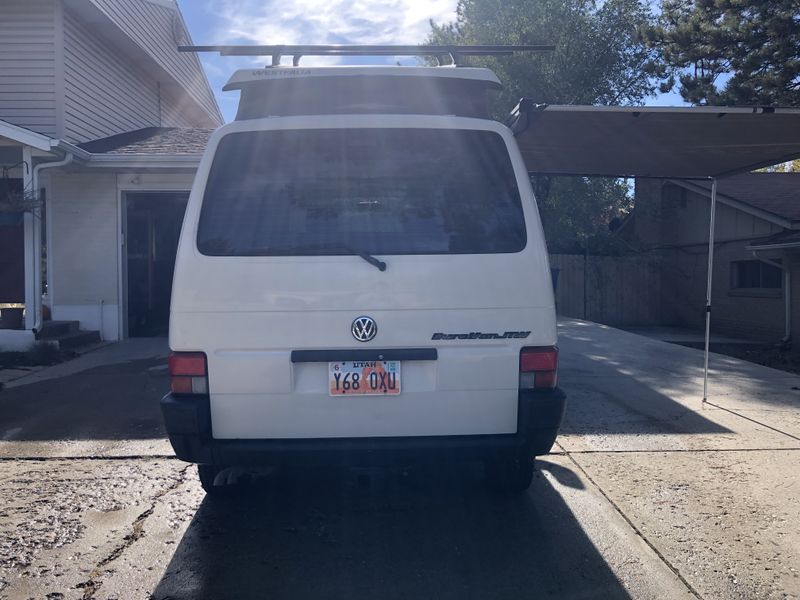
[168,352,208,395]
[519,346,558,390]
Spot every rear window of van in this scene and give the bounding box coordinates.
[197,128,526,256]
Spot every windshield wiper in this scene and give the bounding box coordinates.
[352,248,387,271]
[238,243,387,271]
[332,244,387,271]
[289,242,387,271]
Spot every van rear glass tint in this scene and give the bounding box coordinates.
[197,128,526,256]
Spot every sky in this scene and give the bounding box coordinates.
[177,0,686,123]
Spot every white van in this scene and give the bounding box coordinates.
[161,65,565,494]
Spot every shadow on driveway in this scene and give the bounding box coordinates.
[0,358,167,441]
[559,324,731,437]
[152,461,631,600]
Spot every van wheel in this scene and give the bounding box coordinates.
[197,464,233,497]
[484,454,534,494]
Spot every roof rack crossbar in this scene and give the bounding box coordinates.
[179,44,554,67]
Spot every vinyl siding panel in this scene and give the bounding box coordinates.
[87,0,222,125]
[47,172,119,305]
[62,9,161,143]
[0,0,57,136]
[660,242,785,342]
[160,89,199,128]
[631,180,787,341]
[669,189,782,246]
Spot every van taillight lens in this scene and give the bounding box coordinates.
[168,352,208,395]
[519,346,558,390]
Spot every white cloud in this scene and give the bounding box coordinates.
[208,0,457,64]
[194,0,458,120]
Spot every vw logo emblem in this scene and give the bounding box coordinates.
[352,316,377,342]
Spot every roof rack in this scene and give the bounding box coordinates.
[178,44,554,67]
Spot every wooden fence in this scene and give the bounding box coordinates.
[549,254,662,327]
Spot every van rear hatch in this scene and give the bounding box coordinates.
[170,118,556,439]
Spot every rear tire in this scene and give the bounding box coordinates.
[484,454,534,494]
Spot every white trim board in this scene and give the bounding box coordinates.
[0,120,58,152]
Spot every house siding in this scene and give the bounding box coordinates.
[62,9,161,143]
[87,0,222,125]
[0,0,58,136]
[46,171,120,339]
[46,171,197,340]
[660,243,785,341]
[160,88,200,128]
[633,180,786,342]
[662,185,782,245]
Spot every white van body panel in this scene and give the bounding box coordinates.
[170,114,556,440]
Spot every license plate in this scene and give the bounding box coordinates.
[328,360,401,396]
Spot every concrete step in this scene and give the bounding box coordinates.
[38,320,80,339]
[53,330,101,351]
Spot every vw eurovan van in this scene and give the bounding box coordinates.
[161,65,566,494]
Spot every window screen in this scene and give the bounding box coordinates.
[197,128,526,256]
[731,260,782,289]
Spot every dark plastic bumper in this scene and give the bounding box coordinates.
[160,387,566,466]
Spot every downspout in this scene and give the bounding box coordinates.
[752,250,790,345]
[31,151,74,334]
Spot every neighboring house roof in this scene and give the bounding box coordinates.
[78,127,213,155]
[747,230,800,251]
[673,173,800,227]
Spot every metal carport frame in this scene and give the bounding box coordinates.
[510,103,800,401]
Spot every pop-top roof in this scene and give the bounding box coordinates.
[225,66,504,121]
[182,46,527,121]
[223,66,502,91]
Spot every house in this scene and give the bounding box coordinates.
[0,0,222,349]
[626,173,800,345]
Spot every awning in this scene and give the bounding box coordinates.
[509,102,800,179]
[507,101,800,403]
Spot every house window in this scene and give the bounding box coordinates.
[730,260,782,289]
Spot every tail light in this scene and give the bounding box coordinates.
[168,352,208,395]
[519,346,558,390]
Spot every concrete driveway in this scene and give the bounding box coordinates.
[0,322,798,600]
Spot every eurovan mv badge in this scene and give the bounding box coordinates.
[432,331,531,340]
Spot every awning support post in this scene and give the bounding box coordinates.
[702,177,718,403]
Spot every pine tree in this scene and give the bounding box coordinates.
[641,0,800,106]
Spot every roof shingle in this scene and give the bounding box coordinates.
[690,172,800,223]
[78,127,213,155]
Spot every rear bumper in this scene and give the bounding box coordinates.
[160,388,566,466]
